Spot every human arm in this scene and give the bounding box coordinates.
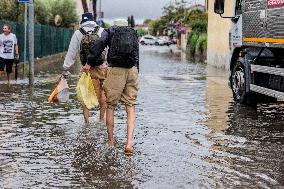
[86,29,110,67]
[15,44,19,60]
[63,31,81,71]
[133,34,139,72]
[14,35,19,60]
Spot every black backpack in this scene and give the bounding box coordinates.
[108,26,138,68]
[79,27,103,65]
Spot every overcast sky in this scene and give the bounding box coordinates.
[99,0,205,23]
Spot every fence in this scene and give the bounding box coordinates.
[0,20,73,63]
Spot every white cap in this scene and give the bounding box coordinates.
[113,19,128,26]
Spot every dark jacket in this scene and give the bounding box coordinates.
[87,26,139,70]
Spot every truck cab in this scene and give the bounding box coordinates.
[214,0,284,105]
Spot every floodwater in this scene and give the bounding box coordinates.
[0,46,283,188]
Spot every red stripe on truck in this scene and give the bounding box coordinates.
[267,0,284,8]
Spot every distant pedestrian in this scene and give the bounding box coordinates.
[83,19,139,156]
[0,24,19,86]
[62,12,108,124]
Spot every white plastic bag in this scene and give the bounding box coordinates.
[48,77,70,103]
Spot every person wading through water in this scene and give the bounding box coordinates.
[62,12,108,124]
[83,19,139,156]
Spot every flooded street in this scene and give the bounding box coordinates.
[0,46,284,188]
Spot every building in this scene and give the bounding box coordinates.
[206,0,234,69]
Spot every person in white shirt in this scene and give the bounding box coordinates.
[62,12,108,124]
[0,24,19,86]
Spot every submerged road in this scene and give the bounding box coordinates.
[0,46,283,188]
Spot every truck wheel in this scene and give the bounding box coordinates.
[231,59,257,106]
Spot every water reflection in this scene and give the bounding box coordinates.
[71,125,135,188]
[203,66,284,188]
[0,46,283,188]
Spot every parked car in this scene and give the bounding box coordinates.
[171,37,177,45]
[139,35,157,45]
[157,37,172,46]
[140,35,170,46]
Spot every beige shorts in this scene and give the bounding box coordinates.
[103,67,139,108]
[89,66,108,98]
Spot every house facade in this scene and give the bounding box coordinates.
[206,0,234,69]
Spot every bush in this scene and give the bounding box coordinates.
[188,32,199,55]
[191,20,207,34]
[188,32,207,56]
[196,34,207,53]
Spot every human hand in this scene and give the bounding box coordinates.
[82,64,91,73]
[61,70,70,78]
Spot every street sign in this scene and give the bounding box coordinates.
[18,0,30,3]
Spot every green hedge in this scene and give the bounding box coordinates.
[188,32,207,56]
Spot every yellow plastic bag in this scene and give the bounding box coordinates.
[48,77,70,103]
[76,72,99,109]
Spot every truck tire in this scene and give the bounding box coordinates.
[231,59,257,106]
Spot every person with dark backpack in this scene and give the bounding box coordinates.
[83,19,139,156]
[62,12,108,124]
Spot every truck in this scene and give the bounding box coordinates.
[214,0,284,105]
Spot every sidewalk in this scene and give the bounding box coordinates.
[0,52,68,81]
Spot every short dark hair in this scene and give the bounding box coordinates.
[3,24,11,30]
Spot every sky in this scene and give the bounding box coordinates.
[99,0,205,24]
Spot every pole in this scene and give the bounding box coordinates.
[99,0,101,18]
[92,0,97,21]
[23,3,27,77]
[28,0,34,85]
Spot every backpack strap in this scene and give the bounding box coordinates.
[80,26,100,35]
[92,26,100,35]
[79,27,87,35]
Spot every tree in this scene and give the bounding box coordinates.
[49,0,78,27]
[92,0,97,21]
[0,0,78,27]
[0,0,24,23]
[143,19,152,26]
[130,15,135,28]
[184,9,207,29]
[35,0,51,25]
[127,16,131,26]
[81,0,88,13]
[149,19,166,36]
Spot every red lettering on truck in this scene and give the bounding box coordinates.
[267,0,284,8]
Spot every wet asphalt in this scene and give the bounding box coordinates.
[0,45,283,189]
